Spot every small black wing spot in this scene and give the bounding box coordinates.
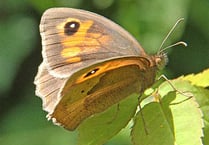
[81,90,85,93]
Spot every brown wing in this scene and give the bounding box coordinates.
[49,56,157,130]
[34,63,68,113]
[40,8,146,78]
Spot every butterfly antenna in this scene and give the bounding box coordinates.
[157,18,187,55]
[158,41,187,54]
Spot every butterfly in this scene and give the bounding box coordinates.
[34,8,170,131]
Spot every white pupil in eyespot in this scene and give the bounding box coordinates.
[70,23,76,28]
[91,70,96,74]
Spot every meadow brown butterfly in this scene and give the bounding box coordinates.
[34,8,168,130]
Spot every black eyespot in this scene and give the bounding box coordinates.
[81,90,85,93]
[64,21,80,35]
[84,68,99,78]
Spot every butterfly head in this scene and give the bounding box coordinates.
[153,52,168,70]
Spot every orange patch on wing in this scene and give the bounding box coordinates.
[84,37,100,46]
[56,18,110,60]
[61,47,81,58]
[75,57,150,84]
[66,57,81,63]
[88,33,102,39]
[63,20,93,47]
[56,18,94,46]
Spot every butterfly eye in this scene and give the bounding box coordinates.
[84,68,100,78]
[64,21,80,35]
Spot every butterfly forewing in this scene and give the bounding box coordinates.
[40,8,146,78]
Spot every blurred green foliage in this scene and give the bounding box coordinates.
[0,0,208,145]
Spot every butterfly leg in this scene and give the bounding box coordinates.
[158,75,193,97]
[157,75,193,104]
[106,104,120,124]
[137,97,149,135]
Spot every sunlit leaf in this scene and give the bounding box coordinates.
[77,94,138,145]
[131,101,175,145]
[132,79,204,145]
[181,68,209,87]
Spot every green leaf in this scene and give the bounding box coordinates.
[159,79,204,145]
[77,93,138,145]
[180,69,209,144]
[106,123,133,145]
[187,86,209,145]
[181,68,209,87]
[132,79,204,145]
[131,100,175,145]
